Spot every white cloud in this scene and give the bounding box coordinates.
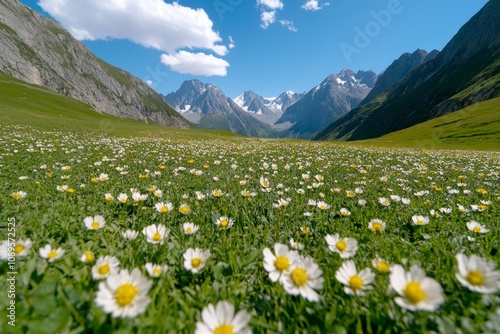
[228,36,235,49]
[161,51,229,77]
[145,80,154,86]
[279,20,298,32]
[260,11,276,29]
[37,0,228,56]
[301,0,330,11]
[257,0,284,10]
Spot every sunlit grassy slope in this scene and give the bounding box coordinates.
[0,70,238,139]
[357,98,500,151]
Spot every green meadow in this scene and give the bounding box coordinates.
[0,76,499,333]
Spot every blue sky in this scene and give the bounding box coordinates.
[20,0,488,98]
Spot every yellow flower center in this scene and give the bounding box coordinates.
[403,282,426,304]
[47,251,58,259]
[91,221,100,229]
[186,227,192,233]
[191,258,202,268]
[152,232,162,241]
[274,256,290,272]
[336,241,347,252]
[180,206,190,214]
[67,188,75,193]
[291,267,308,287]
[14,244,25,255]
[160,206,169,213]
[466,270,484,286]
[371,223,383,231]
[120,198,127,203]
[214,190,222,197]
[349,275,364,291]
[416,219,424,225]
[376,261,390,272]
[84,252,94,262]
[473,226,481,232]
[214,323,234,334]
[153,269,162,276]
[115,284,138,307]
[13,193,21,200]
[106,196,113,202]
[220,220,229,228]
[98,264,110,275]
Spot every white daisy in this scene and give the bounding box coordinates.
[0,238,32,259]
[83,215,106,230]
[182,222,200,235]
[263,243,300,283]
[281,256,324,302]
[183,248,211,274]
[80,251,95,263]
[379,197,390,206]
[215,216,234,230]
[142,224,170,244]
[121,230,139,240]
[325,234,358,259]
[289,238,305,250]
[95,268,152,318]
[145,263,169,278]
[117,193,128,203]
[195,300,251,334]
[455,253,500,294]
[12,191,27,200]
[371,256,392,273]
[390,265,444,311]
[39,244,64,262]
[340,208,351,217]
[92,255,120,280]
[155,202,173,214]
[178,203,191,215]
[466,221,490,233]
[316,201,330,210]
[368,219,386,232]
[412,215,429,226]
[335,260,376,296]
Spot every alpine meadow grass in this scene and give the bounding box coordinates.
[0,124,499,333]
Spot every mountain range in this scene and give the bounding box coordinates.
[0,0,189,128]
[314,0,500,141]
[233,90,305,126]
[0,0,498,142]
[165,69,377,138]
[274,69,377,138]
[163,80,272,137]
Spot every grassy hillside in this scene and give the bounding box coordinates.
[356,98,500,151]
[0,70,238,139]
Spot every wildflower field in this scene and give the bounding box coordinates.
[1,124,499,333]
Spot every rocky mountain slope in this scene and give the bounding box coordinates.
[276,69,377,138]
[0,0,189,128]
[362,49,439,105]
[164,80,272,137]
[314,0,500,141]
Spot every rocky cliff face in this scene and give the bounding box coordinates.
[0,0,190,128]
[362,49,439,104]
